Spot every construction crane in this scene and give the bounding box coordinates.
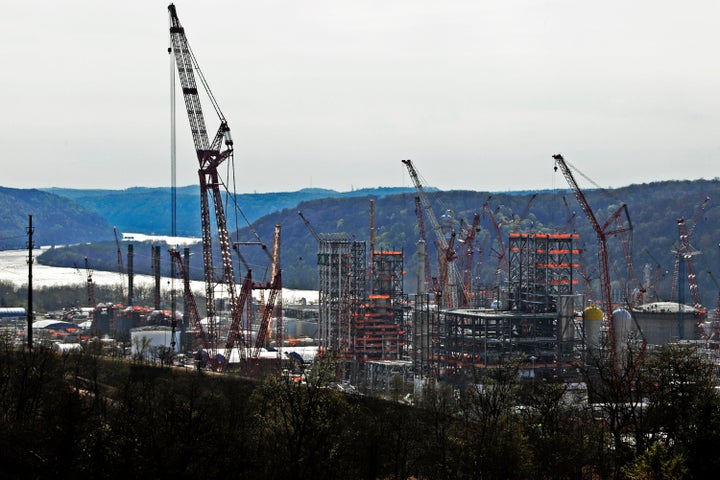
[670,197,710,313]
[618,222,641,307]
[642,247,667,303]
[553,154,633,362]
[510,193,538,232]
[458,212,480,307]
[482,196,510,288]
[253,224,282,358]
[113,226,126,300]
[414,196,434,296]
[84,256,96,307]
[298,210,321,243]
[706,269,720,348]
[169,249,217,368]
[169,4,245,362]
[402,159,468,309]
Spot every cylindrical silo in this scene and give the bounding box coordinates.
[583,305,604,349]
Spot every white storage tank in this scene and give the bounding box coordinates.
[130,326,179,359]
[583,305,604,349]
[612,307,635,352]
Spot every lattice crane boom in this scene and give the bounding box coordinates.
[113,226,126,300]
[169,4,243,359]
[707,270,720,323]
[482,197,509,280]
[169,249,211,357]
[414,196,434,296]
[459,212,480,307]
[84,256,96,307]
[670,197,709,310]
[553,154,633,361]
[402,159,467,309]
[253,224,282,358]
[298,210,321,243]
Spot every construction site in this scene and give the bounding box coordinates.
[20,4,719,400]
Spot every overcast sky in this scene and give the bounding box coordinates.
[2,1,719,193]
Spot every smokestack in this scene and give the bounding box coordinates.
[153,245,161,310]
[417,239,426,295]
[127,244,134,306]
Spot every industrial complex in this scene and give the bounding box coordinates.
[5,4,719,401]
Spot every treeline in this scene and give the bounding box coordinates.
[41,186,419,238]
[0,186,113,250]
[0,280,194,314]
[236,178,720,303]
[1,339,720,479]
[34,178,720,307]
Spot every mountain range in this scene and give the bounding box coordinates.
[3,179,720,309]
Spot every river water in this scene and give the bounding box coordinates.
[0,247,317,305]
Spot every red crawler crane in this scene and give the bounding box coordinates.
[169,4,247,364]
[553,154,633,362]
[402,159,468,309]
[169,248,216,368]
[458,212,480,308]
[252,224,282,359]
[482,197,509,285]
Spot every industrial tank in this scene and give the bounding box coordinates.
[632,301,702,345]
[612,308,635,350]
[130,326,179,360]
[583,305,603,348]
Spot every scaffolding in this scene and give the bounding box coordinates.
[508,233,579,313]
[411,292,438,378]
[438,301,580,381]
[353,250,406,361]
[430,232,582,382]
[317,233,366,356]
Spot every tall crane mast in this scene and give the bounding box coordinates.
[458,212,480,307]
[253,224,282,358]
[706,269,720,347]
[297,210,321,243]
[670,197,709,312]
[553,154,633,361]
[482,197,510,287]
[169,248,213,365]
[84,256,96,307]
[169,4,243,359]
[414,196,434,296]
[402,159,468,309]
[113,226,126,300]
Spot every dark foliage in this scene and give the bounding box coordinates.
[1,341,720,479]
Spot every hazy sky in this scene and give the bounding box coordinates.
[2,1,719,193]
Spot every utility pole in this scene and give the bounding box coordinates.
[26,215,34,350]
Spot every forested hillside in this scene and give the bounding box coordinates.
[236,179,720,307]
[42,186,419,237]
[36,178,720,310]
[0,187,113,249]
